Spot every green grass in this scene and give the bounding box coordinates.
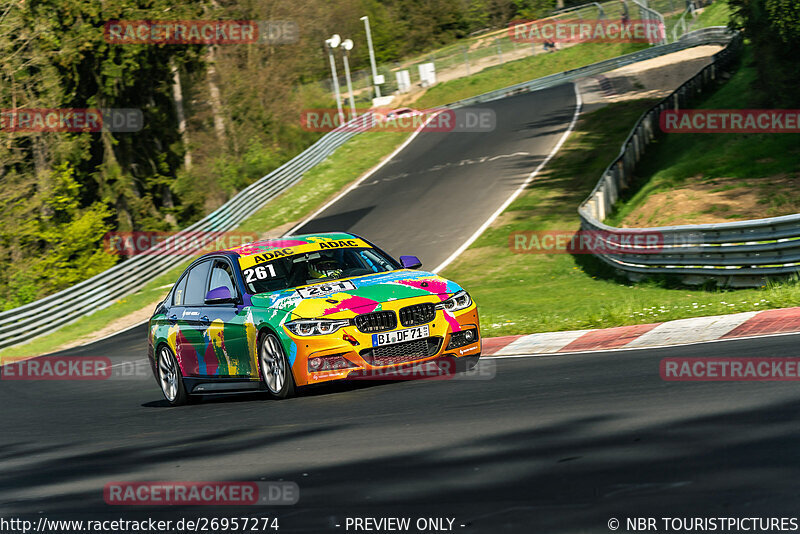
[607,47,800,226]
[441,93,800,337]
[236,131,410,235]
[415,42,648,109]
[695,1,732,28]
[0,130,411,360]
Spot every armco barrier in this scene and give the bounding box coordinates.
[0,121,362,350]
[0,27,736,350]
[576,31,800,287]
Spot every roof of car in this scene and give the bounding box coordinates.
[226,232,360,257]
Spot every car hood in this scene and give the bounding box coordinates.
[249,270,464,319]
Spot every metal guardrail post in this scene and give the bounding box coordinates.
[575,31,800,286]
[0,27,751,349]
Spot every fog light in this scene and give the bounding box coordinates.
[308,353,358,372]
[446,328,478,350]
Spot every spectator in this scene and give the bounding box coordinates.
[543,38,557,52]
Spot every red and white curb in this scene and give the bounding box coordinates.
[482,306,800,356]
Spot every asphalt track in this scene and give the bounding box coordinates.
[4,330,800,532]
[3,83,800,532]
[290,84,579,270]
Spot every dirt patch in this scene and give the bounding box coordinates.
[578,44,723,111]
[621,174,800,227]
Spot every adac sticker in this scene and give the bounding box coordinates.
[237,238,370,270]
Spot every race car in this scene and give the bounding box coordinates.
[148,232,481,405]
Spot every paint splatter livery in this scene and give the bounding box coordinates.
[148,232,480,403]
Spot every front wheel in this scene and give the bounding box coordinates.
[157,345,189,406]
[259,332,296,399]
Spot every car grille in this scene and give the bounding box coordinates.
[354,311,397,333]
[361,337,442,366]
[399,303,436,327]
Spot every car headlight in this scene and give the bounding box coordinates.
[435,290,472,313]
[285,319,350,337]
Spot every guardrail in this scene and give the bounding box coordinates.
[0,27,737,351]
[552,2,606,19]
[0,120,364,350]
[442,26,732,110]
[633,0,668,45]
[576,30,800,287]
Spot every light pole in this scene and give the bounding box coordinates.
[341,39,357,118]
[325,34,344,124]
[359,16,381,99]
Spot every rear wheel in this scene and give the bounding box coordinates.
[259,332,296,399]
[157,345,189,406]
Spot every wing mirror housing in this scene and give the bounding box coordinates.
[400,255,423,269]
[205,286,236,304]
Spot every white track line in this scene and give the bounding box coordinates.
[623,311,758,349]
[284,111,446,237]
[432,82,583,273]
[495,329,593,356]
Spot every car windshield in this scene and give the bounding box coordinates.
[240,247,400,294]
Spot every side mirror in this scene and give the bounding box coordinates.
[400,255,422,269]
[205,286,235,304]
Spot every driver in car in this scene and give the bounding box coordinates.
[308,256,344,280]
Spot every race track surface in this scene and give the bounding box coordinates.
[3,331,800,532]
[3,83,796,532]
[290,84,578,269]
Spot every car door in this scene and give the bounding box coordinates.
[203,258,253,378]
[177,259,212,377]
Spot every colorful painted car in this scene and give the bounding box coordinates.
[148,232,481,405]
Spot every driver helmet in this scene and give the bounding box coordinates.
[308,258,343,279]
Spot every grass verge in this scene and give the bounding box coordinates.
[695,1,732,28]
[606,46,800,227]
[441,94,800,337]
[0,131,411,359]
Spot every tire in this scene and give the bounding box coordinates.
[259,332,296,399]
[157,345,189,406]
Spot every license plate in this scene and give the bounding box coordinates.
[372,325,429,346]
[296,280,356,299]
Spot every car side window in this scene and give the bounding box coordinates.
[173,274,188,306]
[209,260,237,297]
[183,260,211,306]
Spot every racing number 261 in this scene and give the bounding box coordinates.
[243,264,276,283]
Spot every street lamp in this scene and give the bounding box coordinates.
[359,16,381,100]
[340,39,357,118]
[325,34,344,124]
